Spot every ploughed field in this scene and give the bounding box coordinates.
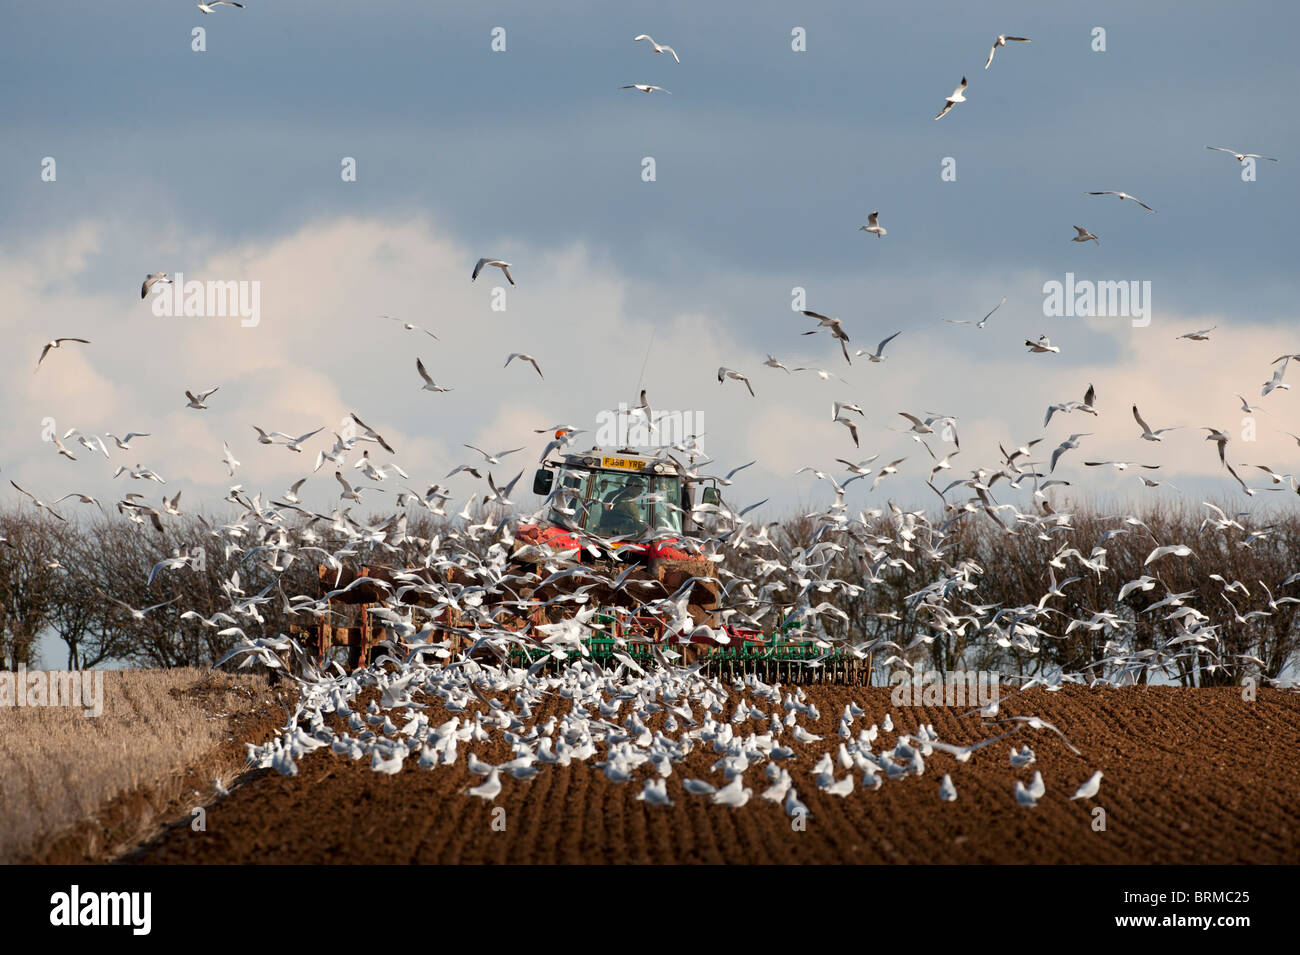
[123,684,1299,865]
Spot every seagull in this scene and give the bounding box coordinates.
[1050,434,1092,473]
[141,273,172,298]
[1133,406,1180,442]
[381,315,438,340]
[1262,357,1291,396]
[934,77,967,120]
[1070,770,1103,801]
[633,34,679,63]
[185,387,220,409]
[34,338,91,374]
[197,0,243,12]
[857,331,902,363]
[717,367,755,396]
[414,358,451,392]
[1071,225,1099,245]
[763,354,792,373]
[9,482,67,521]
[621,84,671,94]
[467,768,502,801]
[984,34,1030,69]
[335,471,363,503]
[221,441,241,477]
[1206,146,1278,163]
[1025,335,1060,354]
[833,414,860,448]
[859,211,886,238]
[1202,428,1230,465]
[505,353,544,379]
[945,297,1005,328]
[1086,191,1156,213]
[472,258,514,286]
[1044,383,1097,426]
[938,774,958,802]
[1144,544,1195,565]
[105,431,151,450]
[872,459,906,490]
[463,445,524,465]
[1176,326,1216,342]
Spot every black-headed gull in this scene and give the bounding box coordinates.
[934,77,967,120]
[1071,225,1099,245]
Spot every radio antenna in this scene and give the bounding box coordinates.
[634,326,657,394]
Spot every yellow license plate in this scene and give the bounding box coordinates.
[602,456,645,471]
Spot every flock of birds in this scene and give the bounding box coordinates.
[237,642,1107,814]
[16,23,1299,822]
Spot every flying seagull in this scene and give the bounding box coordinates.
[859,211,886,238]
[633,34,679,63]
[381,315,438,340]
[1086,191,1156,213]
[984,35,1030,69]
[416,358,452,392]
[945,297,1005,328]
[1025,335,1060,354]
[1176,326,1216,341]
[34,338,90,373]
[185,386,220,409]
[472,258,514,286]
[934,77,967,120]
[717,367,755,396]
[197,1,243,12]
[1071,225,1099,245]
[856,331,902,363]
[1133,405,1180,442]
[505,353,544,379]
[141,273,172,298]
[1206,146,1278,163]
[622,84,671,94]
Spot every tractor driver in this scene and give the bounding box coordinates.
[599,477,647,536]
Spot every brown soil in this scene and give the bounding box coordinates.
[116,683,1300,864]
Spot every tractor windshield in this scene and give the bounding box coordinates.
[548,467,683,537]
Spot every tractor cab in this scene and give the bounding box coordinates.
[525,447,720,551]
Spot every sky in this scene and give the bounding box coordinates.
[2,0,1299,539]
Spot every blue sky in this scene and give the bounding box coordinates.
[2,0,1298,532]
